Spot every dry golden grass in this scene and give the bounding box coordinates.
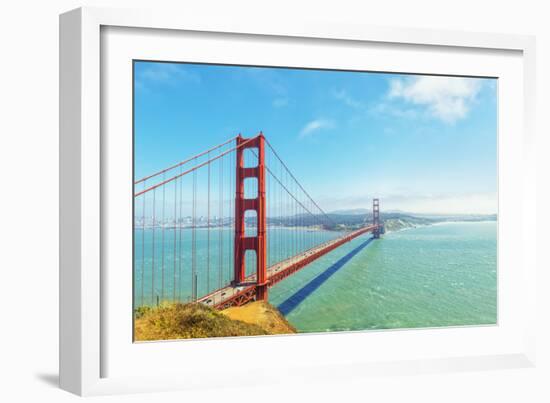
[222,301,296,335]
[134,301,295,341]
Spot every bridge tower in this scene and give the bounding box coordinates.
[234,133,268,301]
[372,198,381,239]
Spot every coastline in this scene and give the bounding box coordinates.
[383,218,497,234]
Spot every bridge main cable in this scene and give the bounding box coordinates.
[263,137,337,228]
[134,135,239,185]
[134,136,255,197]
[249,141,337,229]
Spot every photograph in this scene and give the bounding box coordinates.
[132,61,497,341]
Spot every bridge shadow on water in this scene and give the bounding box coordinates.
[277,236,375,316]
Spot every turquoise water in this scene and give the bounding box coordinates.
[134,221,497,331]
[268,221,497,332]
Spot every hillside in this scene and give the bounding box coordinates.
[222,301,296,335]
[134,301,295,341]
[260,211,496,232]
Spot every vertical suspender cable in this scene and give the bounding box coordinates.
[292,182,300,255]
[296,180,298,258]
[161,173,166,302]
[140,181,146,307]
[267,149,270,267]
[231,148,234,279]
[280,164,283,262]
[230,150,234,281]
[219,153,223,288]
[151,187,156,305]
[173,174,178,302]
[207,151,211,293]
[192,158,197,301]
[177,167,183,302]
[221,152,225,283]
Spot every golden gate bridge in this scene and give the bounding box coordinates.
[134,133,384,310]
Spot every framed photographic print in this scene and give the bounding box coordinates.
[131,61,497,340]
[60,7,537,396]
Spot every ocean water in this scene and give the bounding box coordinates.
[268,221,497,332]
[134,221,497,332]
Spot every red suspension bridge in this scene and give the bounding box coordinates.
[134,133,384,310]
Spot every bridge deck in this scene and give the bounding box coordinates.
[198,224,378,309]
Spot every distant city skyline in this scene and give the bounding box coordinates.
[134,61,497,215]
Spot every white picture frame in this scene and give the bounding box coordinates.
[59,6,537,396]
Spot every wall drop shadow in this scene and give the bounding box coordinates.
[277,236,374,316]
[35,372,59,387]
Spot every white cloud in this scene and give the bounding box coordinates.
[335,88,419,122]
[388,76,482,123]
[299,119,335,139]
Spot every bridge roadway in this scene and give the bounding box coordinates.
[198,224,378,309]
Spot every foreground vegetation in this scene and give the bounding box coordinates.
[134,301,295,341]
[222,301,296,335]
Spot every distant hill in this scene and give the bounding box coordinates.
[256,210,496,232]
[330,208,407,215]
[329,208,370,216]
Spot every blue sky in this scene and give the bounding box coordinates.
[134,61,497,215]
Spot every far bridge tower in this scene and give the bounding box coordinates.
[372,198,384,238]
